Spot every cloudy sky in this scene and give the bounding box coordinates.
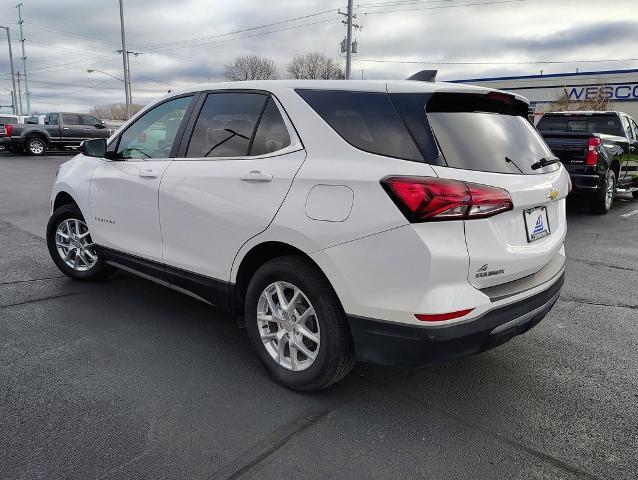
[0,0,635,113]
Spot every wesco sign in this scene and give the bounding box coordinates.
[565,84,638,100]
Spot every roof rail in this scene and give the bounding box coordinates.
[407,70,437,82]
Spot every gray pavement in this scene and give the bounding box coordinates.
[1,153,637,480]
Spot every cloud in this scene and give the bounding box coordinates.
[0,0,634,113]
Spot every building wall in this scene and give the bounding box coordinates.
[453,69,638,121]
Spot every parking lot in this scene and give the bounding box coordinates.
[1,153,637,479]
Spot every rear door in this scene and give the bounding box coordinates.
[423,92,569,288]
[60,114,85,145]
[159,91,305,303]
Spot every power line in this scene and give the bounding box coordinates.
[142,17,340,54]
[138,8,339,52]
[359,0,527,14]
[357,57,638,65]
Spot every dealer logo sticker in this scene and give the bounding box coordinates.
[476,264,504,278]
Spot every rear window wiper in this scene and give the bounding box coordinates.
[531,157,561,170]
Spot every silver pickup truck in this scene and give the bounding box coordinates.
[2,112,112,155]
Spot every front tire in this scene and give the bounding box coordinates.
[245,256,355,391]
[26,136,46,155]
[46,204,113,281]
[633,191,638,200]
[591,169,616,214]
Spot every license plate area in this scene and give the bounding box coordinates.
[523,206,551,243]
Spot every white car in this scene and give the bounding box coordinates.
[47,80,569,390]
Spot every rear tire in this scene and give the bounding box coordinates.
[46,204,113,281]
[26,136,46,156]
[590,169,615,214]
[245,255,356,391]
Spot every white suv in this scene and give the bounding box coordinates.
[47,80,568,390]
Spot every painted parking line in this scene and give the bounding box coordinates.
[621,208,638,218]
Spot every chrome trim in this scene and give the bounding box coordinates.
[480,254,565,302]
[490,291,560,335]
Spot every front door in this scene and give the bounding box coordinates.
[159,92,305,305]
[89,95,194,263]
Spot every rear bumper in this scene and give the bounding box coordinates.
[347,271,564,368]
[568,173,602,192]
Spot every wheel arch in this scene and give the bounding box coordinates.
[53,191,78,211]
[25,131,49,143]
[232,241,340,324]
[609,158,621,180]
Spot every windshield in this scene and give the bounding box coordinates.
[428,111,557,175]
[537,114,623,136]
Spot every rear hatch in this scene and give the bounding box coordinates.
[424,91,569,289]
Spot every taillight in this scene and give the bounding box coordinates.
[585,137,600,166]
[381,176,513,222]
[415,308,474,322]
[4,124,12,137]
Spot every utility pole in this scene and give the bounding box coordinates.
[17,3,30,114]
[15,71,22,115]
[0,25,18,114]
[118,0,132,119]
[339,0,361,79]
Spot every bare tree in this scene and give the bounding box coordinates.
[287,52,345,80]
[224,55,278,81]
[89,103,144,120]
[547,81,612,112]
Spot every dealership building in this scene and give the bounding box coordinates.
[453,68,638,122]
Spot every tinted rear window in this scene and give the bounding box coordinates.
[426,93,556,175]
[537,114,623,136]
[296,89,423,161]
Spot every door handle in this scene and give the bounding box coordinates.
[138,169,159,179]
[240,170,273,182]
[63,127,69,130]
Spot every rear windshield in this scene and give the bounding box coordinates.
[426,93,556,175]
[296,89,423,161]
[0,116,17,125]
[537,114,623,136]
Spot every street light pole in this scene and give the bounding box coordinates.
[87,69,125,83]
[0,26,18,115]
[118,0,131,119]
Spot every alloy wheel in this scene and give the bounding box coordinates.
[257,281,320,372]
[55,218,98,272]
[29,139,44,154]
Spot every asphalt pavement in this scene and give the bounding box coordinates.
[1,153,637,480]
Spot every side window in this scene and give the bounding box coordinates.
[62,114,81,125]
[296,89,423,161]
[117,95,192,160]
[630,119,638,141]
[81,115,100,126]
[250,98,291,156]
[186,92,266,158]
[48,113,59,126]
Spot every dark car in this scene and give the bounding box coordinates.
[538,111,638,213]
[6,112,112,155]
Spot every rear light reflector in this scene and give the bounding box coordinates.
[585,137,600,165]
[4,124,12,137]
[381,176,513,222]
[415,308,474,322]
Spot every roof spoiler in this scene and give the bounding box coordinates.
[407,70,437,82]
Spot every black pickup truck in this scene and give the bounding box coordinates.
[3,112,112,155]
[537,111,638,213]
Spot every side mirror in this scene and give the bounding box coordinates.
[80,138,107,157]
[95,122,106,129]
